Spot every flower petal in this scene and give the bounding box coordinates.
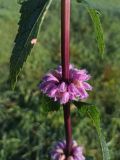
[59,82,67,92]
[78,87,89,99]
[40,81,55,93]
[60,92,69,104]
[68,84,79,100]
[47,86,58,98]
[43,73,59,82]
[51,152,60,160]
[57,141,66,149]
[83,82,92,90]
[52,70,62,80]
[59,155,66,160]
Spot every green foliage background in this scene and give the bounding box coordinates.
[0,0,120,159]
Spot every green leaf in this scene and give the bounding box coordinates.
[74,101,110,160]
[41,95,60,112]
[9,0,53,89]
[76,0,105,56]
[88,8,105,57]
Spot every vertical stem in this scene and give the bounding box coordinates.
[61,0,70,80]
[63,103,72,156]
[61,0,72,157]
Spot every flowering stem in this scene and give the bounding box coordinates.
[61,0,72,157]
[63,103,72,156]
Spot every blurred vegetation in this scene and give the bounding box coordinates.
[0,0,120,160]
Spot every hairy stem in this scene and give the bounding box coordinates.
[61,0,72,157]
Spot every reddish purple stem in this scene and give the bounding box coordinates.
[61,0,72,157]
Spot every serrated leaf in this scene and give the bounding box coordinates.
[88,8,105,57]
[74,101,110,160]
[41,95,60,112]
[10,0,53,89]
[76,0,105,56]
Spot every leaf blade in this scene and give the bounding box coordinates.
[41,95,60,112]
[10,0,53,89]
[88,8,105,56]
[74,102,110,160]
[76,0,105,56]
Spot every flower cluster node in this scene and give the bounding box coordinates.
[39,64,92,104]
[51,140,85,160]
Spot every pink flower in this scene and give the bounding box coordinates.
[51,140,85,160]
[39,65,92,104]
